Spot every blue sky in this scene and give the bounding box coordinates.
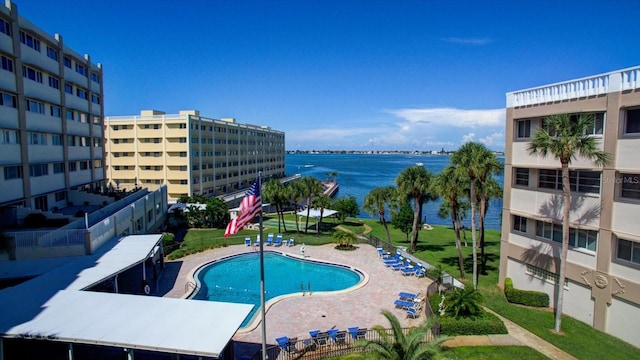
[16,0,640,151]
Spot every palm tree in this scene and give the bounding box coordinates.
[451,142,501,289]
[263,179,288,233]
[288,180,305,233]
[331,171,338,183]
[443,287,484,320]
[300,176,323,234]
[528,112,609,333]
[476,176,502,274]
[364,186,398,244]
[312,193,332,234]
[332,229,357,247]
[434,165,468,278]
[396,166,438,253]
[355,310,446,360]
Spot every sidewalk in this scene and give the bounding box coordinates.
[444,308,578,360]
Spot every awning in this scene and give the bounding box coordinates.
[296,208,338,218]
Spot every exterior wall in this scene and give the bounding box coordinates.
[104,110,286,202]
[0,1,105,211]
[501,65,640,348]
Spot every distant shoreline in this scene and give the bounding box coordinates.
[286,150,505,156]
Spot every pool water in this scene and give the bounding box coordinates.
[192,251,362,327]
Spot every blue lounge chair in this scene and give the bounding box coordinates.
[274,234,283,246]
[394,299,415,310]
[265,233,274,246]
[415,267,426,278]
[407,307,420,318]
[287,237,295,247]
[253,235,261,247]
[392,259,412,271]
[377,247,390,258]
[401,264,422,276]
[383,252,401,263]
[348,327,359,340]
[244,237,251,246]
[327,328,339,342]
[335,331,347,346]
[275,336,288,350]
[356,328,367,340]
[398,292,417,301]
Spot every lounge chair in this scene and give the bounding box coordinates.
[398,292,417,301]
[394,299,415,310]
[383,252,401,264]
[244,237,251,246]
[327,328,339,342]
[348,326,359,340]
[407,307,420,319]
[286,337,298,353]
[274,234,283,246]
[275,336,289,351]
[401,264,422,276]
[287,237,295,247]
[377,247,390,258]
[265,233,274,246]
[315,332,329,347]
[335,331,347,346]
[356,328,367,340]
[392,259,412,271]
[253,235,261,247]
[415,267,426,278]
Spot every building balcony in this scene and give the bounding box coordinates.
[512,141,605,169]
[138,157,164,166]
[510,187,601,227]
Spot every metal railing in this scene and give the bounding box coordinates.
[9,229,86,248]
[253,326,440,360]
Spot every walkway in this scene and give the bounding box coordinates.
[445,308,578,360]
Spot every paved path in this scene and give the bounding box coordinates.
[445,308,578,360]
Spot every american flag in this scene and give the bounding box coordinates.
[224,178,262,237]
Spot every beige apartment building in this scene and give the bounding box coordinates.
[500,66,640,347]
[0,1,105,215]
[104,110,285,202]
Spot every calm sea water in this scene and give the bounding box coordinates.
[285,153,504,230]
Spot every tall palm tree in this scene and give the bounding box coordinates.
[300,176,323,234]
[451,142,501,289]
[262,179,288,233]
[311,193,332,234]
[396,166,438,253]
[364,186,398,244]
[476,176,502,274]
[288,180,305,233]
[434,165,468,278]
[355,310,446,360]
[528,112,609,333]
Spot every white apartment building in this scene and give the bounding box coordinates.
[0,1,105,216]
[500,65,640,347]
[104,110,285,202]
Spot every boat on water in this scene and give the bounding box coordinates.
[304,164,314,168]
[416,162,424,166]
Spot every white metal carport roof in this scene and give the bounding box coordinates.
[296,208,338,218]
[0,234,252,358]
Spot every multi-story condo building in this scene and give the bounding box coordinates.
[104,110,285,202]
[500,65,640,347]
[0,1,105,215]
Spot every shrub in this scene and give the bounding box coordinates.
[438,310,508,335]
[504,277,550,307]
[23,213,47,228]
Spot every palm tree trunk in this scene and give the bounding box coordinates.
[305,197,312,233]
[380,211,392,243]
[479,196,487,275]
[555,160,570,333]
[470,182,478,290]
[451,205,465,278]
[410,198,420,253]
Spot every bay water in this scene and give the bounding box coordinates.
[285,153,504,230]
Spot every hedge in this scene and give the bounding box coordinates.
[438,310,508,335]
[504,277,549,307]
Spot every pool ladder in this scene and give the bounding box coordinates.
[185,281,200,294]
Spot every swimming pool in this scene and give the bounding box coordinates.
[191,251,363,327]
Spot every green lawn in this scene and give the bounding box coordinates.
[166,216,640,359]
[440,345,549,360]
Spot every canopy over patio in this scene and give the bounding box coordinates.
[296,208,338,218]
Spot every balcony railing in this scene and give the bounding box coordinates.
[507,65,640,108]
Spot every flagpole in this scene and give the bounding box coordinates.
[258,172,267,359]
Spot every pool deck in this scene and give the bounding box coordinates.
[160,242,432,346]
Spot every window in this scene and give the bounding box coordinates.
[51,134,62,145]
[29,163,48,177]
[90,72,100,83]
[67,135,76,146]
[53,162,65,174]
[514,167,529,186]
[19,31,41,51]
[3,165,22,180]
[536,220,598,251]
[91,94,100,104]
[68,162,77,171]
[63,56,72,68]
[93,138,102,147]
[93,160,103,168]
[0,92,16,108]
[626,108,640,134]
[617,238,640,265]
[26,99,45,114]
[620,173,640,199]
[50,105,61,118]
[513,215,527,233]
[0,19,11,37]
[79,113,88,123]
[47,46,58,61]
[179,152,187,157]
[55,191,66,201]
[66,109,74,121]
[516,119,531,139]
[75,63,87,76]
[28,132,47,145]
[541,118,557,137]
[180,180,188,185]
[1,129,19,144]
[179,123,186,129]
[538,169,601,194]
[48,76,59,89]
[179,137,186,143]
[64,83,73,94]
[79,161,89,170]
[22,65,43,83]
[1,55,13,72]
[76,88,88,100]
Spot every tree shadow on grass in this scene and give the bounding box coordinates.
[415,243,446,252]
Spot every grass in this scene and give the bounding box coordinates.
[167,215,640,359]
[440,346,550,360]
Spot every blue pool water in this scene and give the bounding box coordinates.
[192,251,362,327]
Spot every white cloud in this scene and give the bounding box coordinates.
[479,132,504,146]
[387,108,505,128]
[462,132,475,143]
[442,37,494,45]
